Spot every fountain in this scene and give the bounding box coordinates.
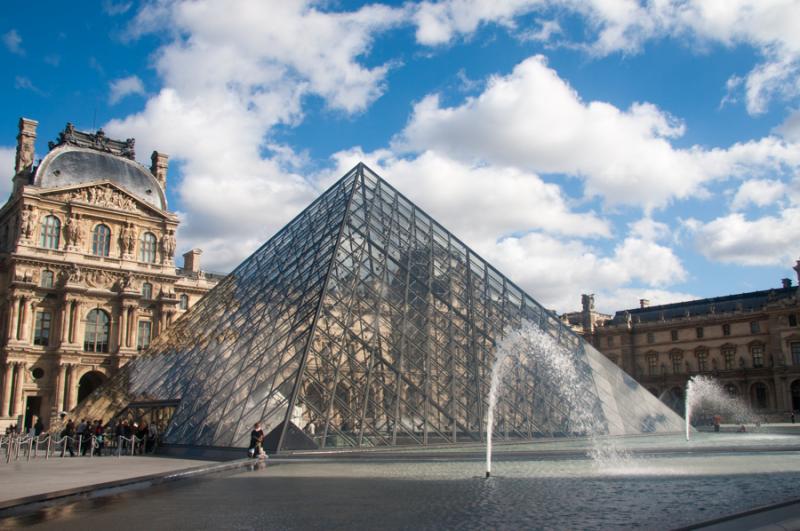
[685,374,755,441]
[485,323,605,477]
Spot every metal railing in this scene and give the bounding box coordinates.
[1,433,154,463]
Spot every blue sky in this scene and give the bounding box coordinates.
[2,0,799,313]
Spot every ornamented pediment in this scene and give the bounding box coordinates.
[41,182,166,217]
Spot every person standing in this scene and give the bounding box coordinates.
[249,422,265,458]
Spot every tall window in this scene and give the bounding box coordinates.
[722,347,735,370]
[92,224,111,256]
[647,353,658,376]
[137,320,152,350]
[670,330,678,341]
[722,324,731,336]
[139,232,157,263]
[671,351,683,374]
[142,282,153,300]
[792,342,800,365]
[40,270,54,288]
[84,309,110,353]
[790,314,798,327]
[750,321,761,334]
[696,350,708,372]
[695,327,704,339]
[646,332,654,344]
[180,294,189,310]
[39,215,61,249]
[33,311,51,346]
[751,344,764,368]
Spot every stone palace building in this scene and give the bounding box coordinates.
[563,267,800,419]
[0,118,220,432]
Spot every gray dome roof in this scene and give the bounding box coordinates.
[35,146,166,210]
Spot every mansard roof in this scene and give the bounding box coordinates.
[33,123,166,211]
[610,286,797,325]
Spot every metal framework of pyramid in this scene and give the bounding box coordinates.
[72,163,684,452]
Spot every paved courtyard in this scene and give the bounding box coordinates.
[0,456,215,504]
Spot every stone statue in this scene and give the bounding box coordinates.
[161,229,176,260]
[63,216,79,247]
[18,205,35,240]
[120,222,137,255]
[60,264,83,284]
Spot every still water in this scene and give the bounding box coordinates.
[4,442,800,530]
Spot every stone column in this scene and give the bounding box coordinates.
[7,295,20,342]
[126,306,136,349]
[65,364,78,412]
[20,299,36,343]
[59,299,72,345]
[11,361,26,417]
[70,301,82,346]
[118,304,128,351]
[54,364,66,413]
[0,362,13,417]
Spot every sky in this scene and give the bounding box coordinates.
[1,0,800,315]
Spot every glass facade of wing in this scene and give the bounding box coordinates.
[70,164,684,452]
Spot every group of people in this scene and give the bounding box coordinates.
[24,417,161,457]
[60,418,109,456]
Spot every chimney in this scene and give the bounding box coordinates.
[782,278,792,289]
[13,117,38,193]
[640,299,650,309]
[183,248,202,273]
[150,151,169,189]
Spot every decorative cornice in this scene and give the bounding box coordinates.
[48,123,135,160]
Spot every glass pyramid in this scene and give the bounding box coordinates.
[72,164,685,451]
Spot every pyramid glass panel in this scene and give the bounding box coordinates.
[71,164,684,452]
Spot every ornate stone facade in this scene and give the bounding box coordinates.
[564,270,800,420]
[0,119,221,432]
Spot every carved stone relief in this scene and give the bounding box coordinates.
[49,185,144,214]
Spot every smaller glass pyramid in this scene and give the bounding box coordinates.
[71,164,685,451]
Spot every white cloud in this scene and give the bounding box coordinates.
[411,0,800,114]
[107,0,405,271]
[2,29,24,55]
[0,146,16,200]
[686,209,800,266]
[775,107,800,142]
[730,179,786,210]
[396,55,800,211]
[413,0,541,45]
[109,75,145,104]
[482,230,687,312]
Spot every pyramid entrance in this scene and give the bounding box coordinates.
[71,164,684,453]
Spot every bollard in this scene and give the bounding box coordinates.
[46,435,51,460]
[77,435,82,457]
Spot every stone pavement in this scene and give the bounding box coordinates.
[0,455,215,504]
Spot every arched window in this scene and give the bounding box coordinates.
[141,282,152,300]
[39,215,61,249]
[92,224,111,256]
[84,309,110,353]
[139,232,157,263]
[179,294,189,310]
[40,270,54,288]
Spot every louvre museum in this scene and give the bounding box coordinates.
[0,118,220,433]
